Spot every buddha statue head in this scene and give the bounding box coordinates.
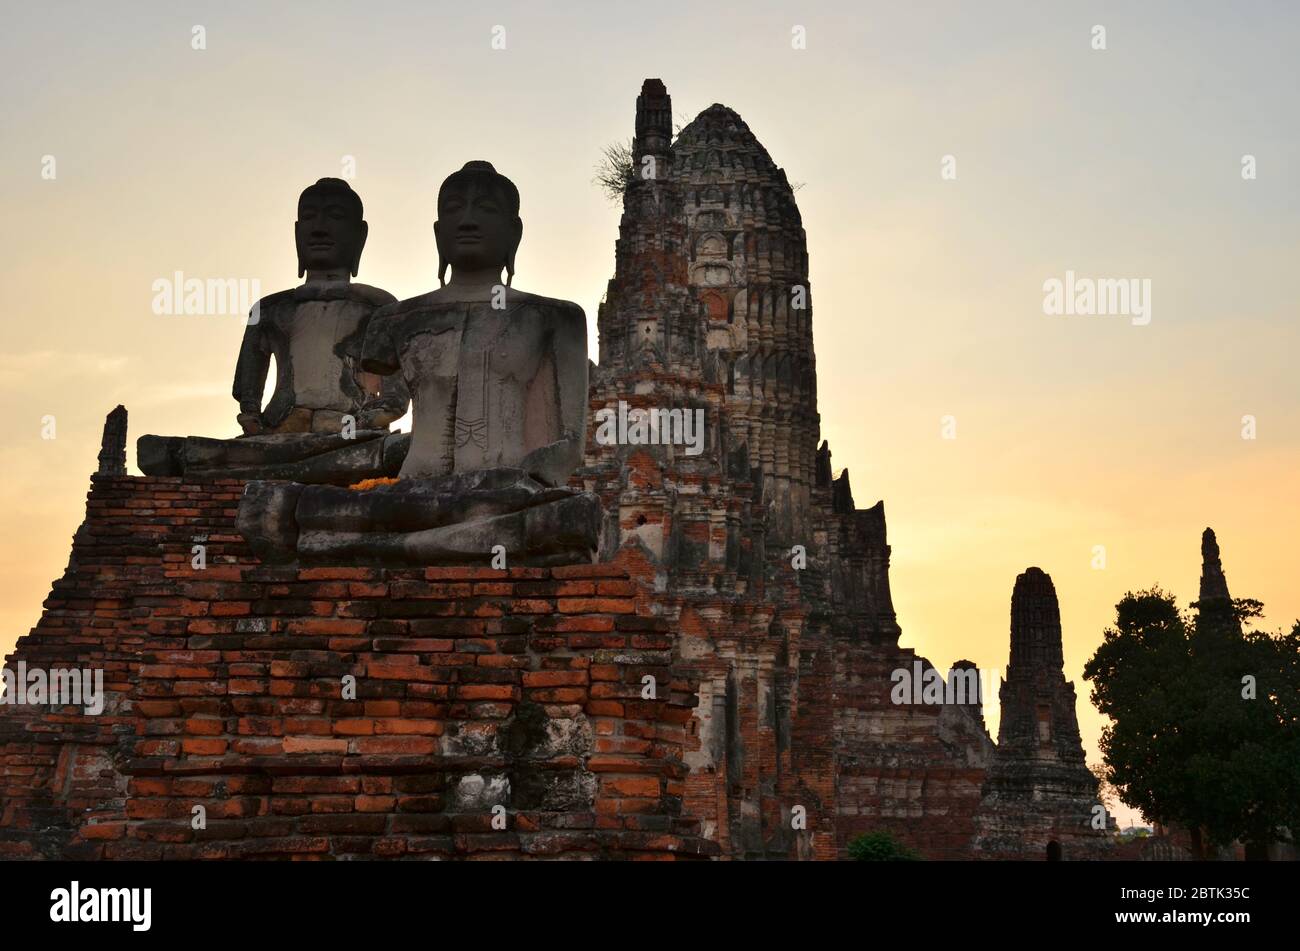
[434,161,522,287]
[295,178,368,279]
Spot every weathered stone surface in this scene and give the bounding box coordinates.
[364,296,588,486]
[140,430,410,484]
[240,467,601,566]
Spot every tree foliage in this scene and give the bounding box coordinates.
[1083,588,1300,854]
[1089,761,1120,813]
[846,831,922,861]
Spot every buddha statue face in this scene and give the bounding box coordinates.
[295,178,368,278]
[433,161,523,285]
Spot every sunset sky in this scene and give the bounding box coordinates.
[2,1,1297,829]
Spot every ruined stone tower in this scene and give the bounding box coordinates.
[581,80,989,859]
[96,405,128,477]
[1195,527,1243,639]
[975,568,1111,858]
[1198,528,1232,605]
[588,81,822,583]
[584,79,900,628]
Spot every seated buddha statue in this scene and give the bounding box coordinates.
[137,178,411,484]
[237,161,601,565]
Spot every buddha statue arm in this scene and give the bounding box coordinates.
[232,312,272,435]
[359,310,401,377]
[358,368,410,430]
[340,299,407,430]
[518,303,588,487]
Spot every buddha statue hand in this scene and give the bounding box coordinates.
[356,401,402,432]
[518,437,582,488]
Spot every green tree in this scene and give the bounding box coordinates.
[1084,589,1300,857]
[1089,761,1120,814]
[846,831,922,861]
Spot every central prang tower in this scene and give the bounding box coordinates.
[579,79,991,859]
[585,79,895,627]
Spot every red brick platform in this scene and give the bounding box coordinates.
[0,476,713,860]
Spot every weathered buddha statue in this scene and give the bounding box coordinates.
[237,161,601,565]
[137,178,411,484]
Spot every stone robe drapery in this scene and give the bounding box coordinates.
[233,281,408,433]
[360,292,587,486]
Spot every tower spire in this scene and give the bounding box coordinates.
[1198,527,1232,604]
[633,78,672,171]
[96,405,128,477]
[1008,566,1065,675]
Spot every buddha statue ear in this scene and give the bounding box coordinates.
[434,220,448,287]
[351,220,369,278]
[295,220,306,279]
[506,218,523,288]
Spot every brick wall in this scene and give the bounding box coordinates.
[0,476,712,860]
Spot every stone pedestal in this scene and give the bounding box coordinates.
[0,476,711,860]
